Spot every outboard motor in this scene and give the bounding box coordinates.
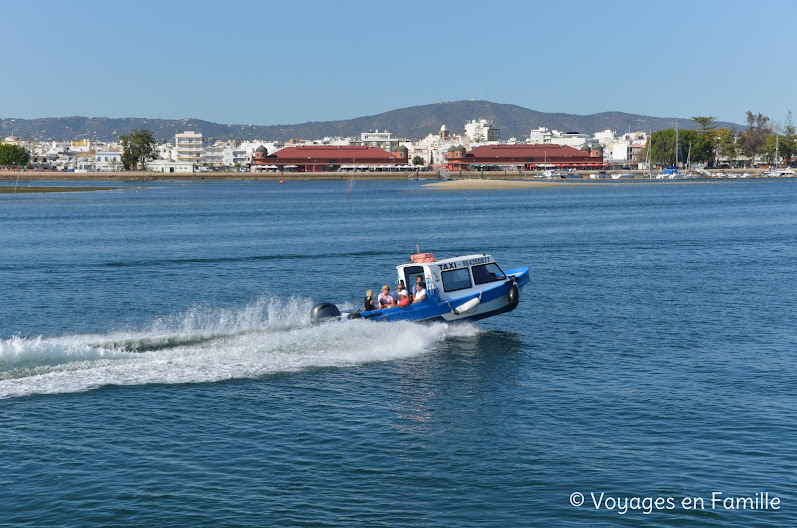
[310,302,341,325]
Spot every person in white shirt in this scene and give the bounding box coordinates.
[413,275,424,295]
[413,281,427,303]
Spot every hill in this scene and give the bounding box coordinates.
[0,101,743,143]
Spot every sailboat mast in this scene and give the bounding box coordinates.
[687,142,691,172]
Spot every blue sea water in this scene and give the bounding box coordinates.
[1,179,795,527]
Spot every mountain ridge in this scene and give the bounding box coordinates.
[1,101,743,143]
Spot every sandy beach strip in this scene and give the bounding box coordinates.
[422,179,572,190]
[421,178,724,190]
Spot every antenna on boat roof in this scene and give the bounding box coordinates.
[416,244,420,254]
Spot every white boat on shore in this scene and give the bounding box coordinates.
[762,168,795,177]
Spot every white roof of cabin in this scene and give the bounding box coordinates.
[397,254,492,270]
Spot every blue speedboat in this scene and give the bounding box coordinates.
[311,252,529,324]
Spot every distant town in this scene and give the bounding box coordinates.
[1,116,792,177]
[0,119,649,173]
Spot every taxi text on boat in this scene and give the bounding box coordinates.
[310,251,530,324]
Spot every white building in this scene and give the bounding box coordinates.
[528,127,590,148]
[359,130,401,151]
[528,127,553,144]
[222,145,248,168]
[147,159,194,173]
[464,119,500,143]
[603,131,648,163]
[75,156,92,173]
[285,137,351,148]
[175,130,202,164]
[406,125,465,167]
[594,129,616,143]
[95,150,122,171]
[201,145,224,167]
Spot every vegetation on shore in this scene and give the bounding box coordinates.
[642,111,795,168]
[4,109,794,173]
[0,143,30,168]
[119,129,156,170]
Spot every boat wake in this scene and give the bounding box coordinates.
[0,295,480,399]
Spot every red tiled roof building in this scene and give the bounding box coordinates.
[252,145,407,172]
[446,144,606,170]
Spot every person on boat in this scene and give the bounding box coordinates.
[413,275,425,296]
[396,290,410,307]
[413,281,427,303]
[378,285,395,308]
[363,289,377,311]
[395,282,408,301]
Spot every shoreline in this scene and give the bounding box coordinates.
[0,185,124,194]
[0,170,412,182]
[1,170,791,192]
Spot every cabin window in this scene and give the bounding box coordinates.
[472,263,506,285]
[442,268,472,292]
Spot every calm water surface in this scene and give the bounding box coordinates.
[1,179,795,526]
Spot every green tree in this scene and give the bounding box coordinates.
[679,129,712,164]
[715,128,738,166]
[739,111,771,167]
[692,116,717,133]
[781,111,795,165]
[763,134,780,164]
[649,129,677,166]
[0,143,30,167]
[650,127,714,166]
[691,116,717,165]
[412,155,424,166]
[119,129,156,170]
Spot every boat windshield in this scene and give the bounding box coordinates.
[472,263,505,285]
[441,268,472,292]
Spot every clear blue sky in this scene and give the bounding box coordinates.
[2,0,795,128]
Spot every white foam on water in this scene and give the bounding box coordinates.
[0,295,480,399]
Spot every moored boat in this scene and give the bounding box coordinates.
[311,252,529,324]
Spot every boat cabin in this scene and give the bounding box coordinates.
[397,253,507,302]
